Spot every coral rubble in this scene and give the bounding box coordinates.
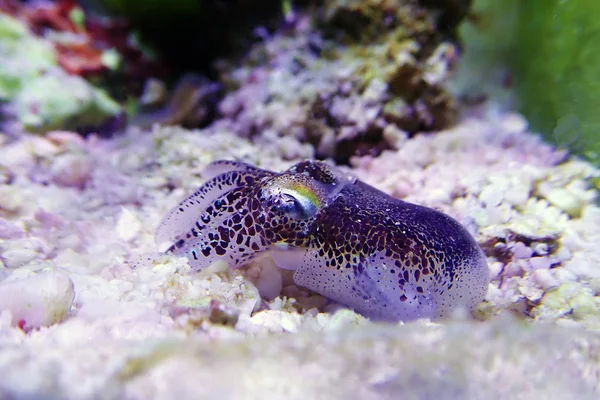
[218,0,463,163]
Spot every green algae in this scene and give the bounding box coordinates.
[457,0,600,166]
[513,0,600,165]
[0,14,57,100]
[12,73,120,132]
[453,0,519,103]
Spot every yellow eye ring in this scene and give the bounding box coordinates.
[288,182,320,208]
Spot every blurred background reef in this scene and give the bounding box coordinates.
[0,0,599,166]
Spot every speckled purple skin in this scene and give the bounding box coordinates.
[156,160,489,322]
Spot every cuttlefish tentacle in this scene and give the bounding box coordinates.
[156,160,489,322]
[166,185,271,267]
[155,161,274,247]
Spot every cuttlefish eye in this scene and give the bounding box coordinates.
[262,185,320,220]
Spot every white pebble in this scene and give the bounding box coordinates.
[50,154,93,188]
[383,124,409,150]
[553,268,578,283]
[0,185,23,212]
[0,238,48,269]
[0,270,75,330]
[503,261,524,278]
[116,207,142,242]
[501,113,528,134]
[488,261,503,280]
[554,246,572,262]
[250,310,301,333]
[544,188,583,217]
[528,256,552,271]
[0,248,39,269]
[511,242,533,259]
[532,269,559,290]
[531,242,550,256]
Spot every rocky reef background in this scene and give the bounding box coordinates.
[1,0,600,399]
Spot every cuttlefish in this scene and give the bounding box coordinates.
[156,160,489,321]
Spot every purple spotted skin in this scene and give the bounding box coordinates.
[156,160,489,322]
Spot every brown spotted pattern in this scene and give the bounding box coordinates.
[156,160,489,322]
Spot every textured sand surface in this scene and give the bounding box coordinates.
[1,111,600,399]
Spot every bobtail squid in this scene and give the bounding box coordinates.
[155,160,489,322]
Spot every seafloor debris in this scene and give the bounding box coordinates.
[218,0,464,163]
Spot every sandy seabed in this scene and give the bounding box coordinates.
[1,109,600,399]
